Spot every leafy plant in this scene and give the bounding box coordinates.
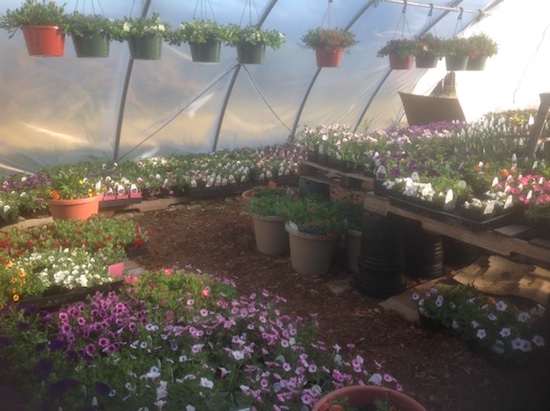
[226,23,284,49]
[62,12,115,38]
[442,36,470,57]
[414,33,445,58]
[301,27,357,50]
[283,194,346,237]
[466,33,498,58]
[42,166,100,200]
[167,19,230,46]
[377,38,418,58]
[247,186,296,217]
[0,0,65,37]
[110,12,169,41]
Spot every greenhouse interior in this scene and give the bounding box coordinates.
[0,0,549,410]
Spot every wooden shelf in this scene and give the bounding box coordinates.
[363,193,550,265]
[299,160,374,193]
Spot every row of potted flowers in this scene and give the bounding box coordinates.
[377,33,499,70]
[0,142,304,223]
[0,213,149,308]
[0,0,497,69]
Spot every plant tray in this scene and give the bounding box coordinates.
[386,194,515,232]
[18,280,124,309]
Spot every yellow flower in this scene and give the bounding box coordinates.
[18,269,25,277]
[6,260,13,268]
[12,294,19,302]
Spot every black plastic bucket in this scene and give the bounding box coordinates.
[298,177,330,200]
[404,222,444,278]
[357,214,406,298]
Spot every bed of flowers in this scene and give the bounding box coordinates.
[412,283,546,367]
[0,267,402,411]
[0,214,149,308]
[1,110,549,231]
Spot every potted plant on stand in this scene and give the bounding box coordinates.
[167,19,229,63]
[377,38,418,70]
[111,12,169,60]
[0,0,66,56]
[465,33,498,70]
[300,27,357,68]
[62,12,114,58]
[226,23,284,64]
[283,194,346,275]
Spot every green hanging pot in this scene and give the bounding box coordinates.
[236,42,265,64]
[128,35,162,60]
[189,39,221,63]
[445,54,469,71]
[71,33,110,58]
[415,53,439,69]
[466,55,488,71]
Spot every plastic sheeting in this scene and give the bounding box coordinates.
[0,0,549,175]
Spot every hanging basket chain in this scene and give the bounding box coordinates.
[320,0,339,29]
[392,0,412,39]
[193,0,216,21]
[239,0,260,27]
[453,7,464,37]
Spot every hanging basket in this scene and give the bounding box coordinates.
[388,52,413,70]
[189,40,221,62]
[466,55,488,71]
[236,43,265,64]
[21,25,65,57]
[128,35,162,60]
[415,53,439,69]
[71,33,110,58]
[445,54,469,71]
[315,47,343,67]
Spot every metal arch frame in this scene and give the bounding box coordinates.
[211,0,279,152]
[113,0,153,161]
[290,0,380,138]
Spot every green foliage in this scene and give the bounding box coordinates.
[467,33,498,58]
[166,19,230,46]
[110,12,169,41]
[301,27,357,50]
[62,12,115,38]
[283,194,346,237]
[247,186,296,217]
[0,0,65,36]
[414,33,445,57]
[226,23,285,49]
[377,38,418,58]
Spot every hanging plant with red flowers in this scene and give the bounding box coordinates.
[300,27,357,50]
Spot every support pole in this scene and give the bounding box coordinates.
[525,93,550,158]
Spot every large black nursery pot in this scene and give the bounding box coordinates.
[357,214,406,298]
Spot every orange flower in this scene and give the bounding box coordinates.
[500,169,509,177]
[12,294,19,302]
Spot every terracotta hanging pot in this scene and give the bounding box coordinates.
[21,25,65,57]
[312,385,427,411]
[128,35,162,60]
[414,53,439,69]
[315,47,343,67]
[46,195,100,221]
[189,39,221,62]
[388,52,413,70]
[466,55,488,70]
[71,32,110,58]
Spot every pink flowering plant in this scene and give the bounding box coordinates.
[413,284,546,363]
[0,267,401,410]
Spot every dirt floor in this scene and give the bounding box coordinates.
[128,194,550,411]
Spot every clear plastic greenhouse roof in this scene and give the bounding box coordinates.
[1,0,550,174]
